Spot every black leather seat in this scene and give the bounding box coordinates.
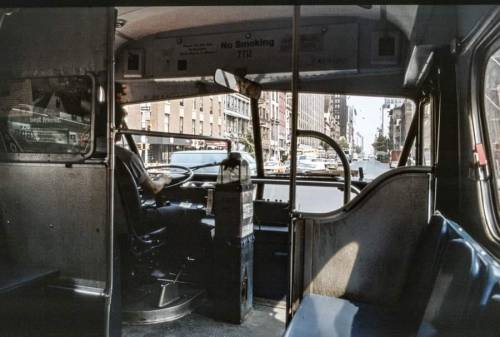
[115,158,167,253]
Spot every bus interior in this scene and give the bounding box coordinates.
[0,4,500,337]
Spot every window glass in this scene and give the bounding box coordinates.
[484,48,500,196]
[0,76,92,154]
[123,93,253,152]
[121,94,256,175]
[259,92,416,179]
[422,101,432,166]
[261,92,416,213]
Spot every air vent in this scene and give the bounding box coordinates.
[371,31,400,65]
[123,49,144,78]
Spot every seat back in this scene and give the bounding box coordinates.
[417,217,500,337]
[402,215,450,326]
[114,157,143,233]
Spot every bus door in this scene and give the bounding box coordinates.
[0,8,117,337]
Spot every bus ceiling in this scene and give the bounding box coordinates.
[114,5,495,104]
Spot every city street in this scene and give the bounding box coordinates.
[262,158,391,213]
[350,157,390,180]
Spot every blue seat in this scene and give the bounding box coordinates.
[284,214,499,337]
[284,294,413,337]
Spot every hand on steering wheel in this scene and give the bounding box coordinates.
[146,164,194,189]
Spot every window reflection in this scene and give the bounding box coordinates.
[0,76,92,154]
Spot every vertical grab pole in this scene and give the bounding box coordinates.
[286,4,300,325]
[105,8,117,337]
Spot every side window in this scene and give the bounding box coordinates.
[0,76,93,155]
[422,101,432,166]
[484,48,500,197]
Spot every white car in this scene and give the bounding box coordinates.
[298,159,326,173]
[264,160,285,174]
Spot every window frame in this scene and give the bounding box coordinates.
[476,32,500,241]
[0,73,97,163]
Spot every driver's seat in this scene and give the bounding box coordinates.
[115,156,167,257]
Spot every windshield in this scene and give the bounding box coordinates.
[258,92,416,181]
[170,152,227,174]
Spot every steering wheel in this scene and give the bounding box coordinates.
[146,164,194,189]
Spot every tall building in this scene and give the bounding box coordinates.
[258,91,272,160]
[383,97,406,109]
[298,93,325,148]
[332,94,348,139]
[285,93,292,158]
[278,92,287,160]
[388,99,415,150]
[223,93,251,151]
[355,132,364,152]
[258,91,288,160]
[347,105,356,149]
[323,95,333,139]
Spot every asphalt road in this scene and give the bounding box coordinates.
[350,158,391,180]
[262,159,390,213]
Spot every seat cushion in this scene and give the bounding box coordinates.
[284,294,414,337]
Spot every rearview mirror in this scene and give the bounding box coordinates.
[214,69,261,100]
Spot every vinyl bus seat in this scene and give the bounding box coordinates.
[284,216,450,337]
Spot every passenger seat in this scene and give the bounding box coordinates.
[284,214,499,337]
[284,216,449,337]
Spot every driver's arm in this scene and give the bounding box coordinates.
[141,175,172,195]
[124,149,172,195]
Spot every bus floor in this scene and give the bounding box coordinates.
[122,297,286,337]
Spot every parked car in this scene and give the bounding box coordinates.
[324,159,338,171]
[264,160,285,174]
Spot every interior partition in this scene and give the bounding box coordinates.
[293,168,431,307]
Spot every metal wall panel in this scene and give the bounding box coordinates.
[0,8,109,77]
[0,163,108,286]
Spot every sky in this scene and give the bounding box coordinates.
[347,95,387,154]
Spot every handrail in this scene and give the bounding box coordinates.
[296,129,351,204]
[252,177,361,194]
[118,128,232,151]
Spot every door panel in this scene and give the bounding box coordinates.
[0,164,108,285]
[0,8,115,337]
[0,8,109,77]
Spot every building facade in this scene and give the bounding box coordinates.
[124,95,226,163]
[387,99,415,150]
[332,94,348,140]
[298,93,325,148]
[223,93,251,151]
